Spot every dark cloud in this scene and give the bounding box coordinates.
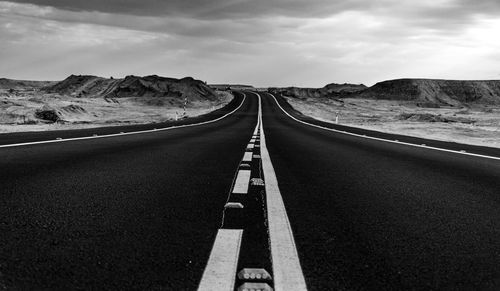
[458,0,500,14]
[8,0,500,20]
[7,0,500,38]
[7,0,370,19]
[403,0,500,30]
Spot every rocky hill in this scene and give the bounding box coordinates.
[357,79,500,106]
[42,75,218,101]
[42,75,112,96]
[268,83,366,99]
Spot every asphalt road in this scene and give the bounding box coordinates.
[2,89,500,290]
[260,91,500,290]
[0,92,257,290]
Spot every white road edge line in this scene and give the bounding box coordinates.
[198,229,243,291]
[0,93,247,149]
[256,92,308,291]
[267,92,500,162]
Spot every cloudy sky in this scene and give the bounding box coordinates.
[1,0,500,86]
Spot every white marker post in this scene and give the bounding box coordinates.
[183,97,188,116]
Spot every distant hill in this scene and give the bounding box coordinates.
[0,78,55,90]
[270,79,500,107]
[268,83,366,99]
[209,84,254,90]
[42,75,218,101]
[356,79,500,106]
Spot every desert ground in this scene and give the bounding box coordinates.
[285,96,500,148]
[0,91,232,133]
[0,76,233,133]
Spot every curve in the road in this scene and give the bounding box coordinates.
[0,93,246,148]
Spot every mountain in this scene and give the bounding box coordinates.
[42,75,218,101]
[356,79,500,106]
[270,79,500,107]
[0,78,55,90]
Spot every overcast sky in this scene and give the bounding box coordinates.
[1,0,500,86]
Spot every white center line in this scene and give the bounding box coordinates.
[198,229,243,291]
[255,92,308,291]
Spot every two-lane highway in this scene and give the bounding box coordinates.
[0,92,258,289]
[259,91,500,290]
[2,89,500,290]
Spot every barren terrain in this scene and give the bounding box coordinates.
[285,96,500,148]
[275,78,500,149]
[0,76,232,133]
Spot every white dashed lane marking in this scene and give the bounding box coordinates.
[201,92,306,291]
[198,229,243,291]
[232,170,251,194]
[242,151,253,162]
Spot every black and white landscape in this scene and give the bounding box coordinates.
[1,1,500,290]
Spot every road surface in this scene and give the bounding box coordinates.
[261,91,500,290]
[0,92,257,290]
[2,91,500,290]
